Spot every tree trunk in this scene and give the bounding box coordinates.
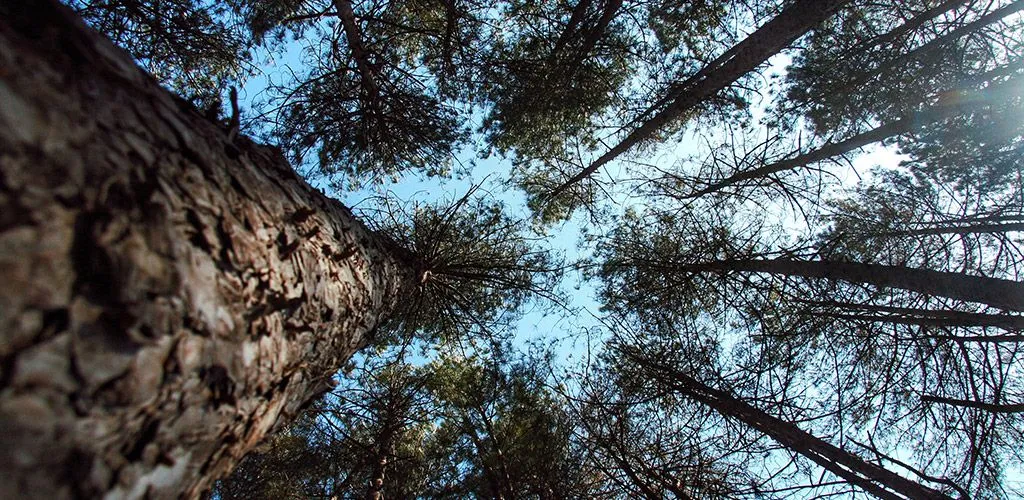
[800,300,1024,331]
[563,0,623,71]
[688,258,1024,312]
[549,0,594,59]
[544,0,851,201]
[646,367,952,499]
[366,429,392,500]
[832,0,969,63]
[872,221,1024,238]
[685,76,1022,199]
[334,0,381,104]
[0,2,416,498]
[921,395,1024,414]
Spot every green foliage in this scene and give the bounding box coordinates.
[475,0,632,161]
[75,0,1024,496]
[900,79,1024,189]
[362,186,563,345]
[228,0,311,45]
[784,0,1024,134]
[275,65,466,187]
[421,350,591,497]
[216,349,595,498]
[68,0,250,107]
[214,410,339,499]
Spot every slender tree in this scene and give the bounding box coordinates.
[617,346,954,500]
[542,0,851,203]
[598,207,1024,497]
[602,214,1024,312]
[679,75,1024,200]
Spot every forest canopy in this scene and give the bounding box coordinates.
[53,0,1024,497]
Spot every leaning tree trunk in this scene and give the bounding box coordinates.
[0,2,417,498]
[685,75,1022,199]
[639,363,953,499]
[544,0,851,201]
[678,258,1024,312]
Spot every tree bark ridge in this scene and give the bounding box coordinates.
[0,2,415,498]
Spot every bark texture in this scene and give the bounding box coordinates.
[0,2,414,498]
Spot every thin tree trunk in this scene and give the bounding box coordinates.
[549,0,594,59]
[544,0,850,201]
[334,0,381,103]
[367,427,393,500]
[563,0,623,71]
[812,302,1024,331]
[825,312,1024,334]
[0,2,416,498]
[461,414,508,500]
[683,85,1010,198]
[473,405,516,500]
[691,116,920,198]
[793,299,1024,331]
[685,258,1024,311]
[921,395,1024,413]
[802,0,1024,110]
[871,221,1024,238]
[645,366,952,499]
[832,0,970,63]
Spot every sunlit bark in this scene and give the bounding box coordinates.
[0,2,416,497]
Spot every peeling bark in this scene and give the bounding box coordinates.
[0,2,415,498]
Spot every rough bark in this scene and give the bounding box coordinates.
[0,2,415,498]
[544,0,851,201]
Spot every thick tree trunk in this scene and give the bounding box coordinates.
[0,2,415,498]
